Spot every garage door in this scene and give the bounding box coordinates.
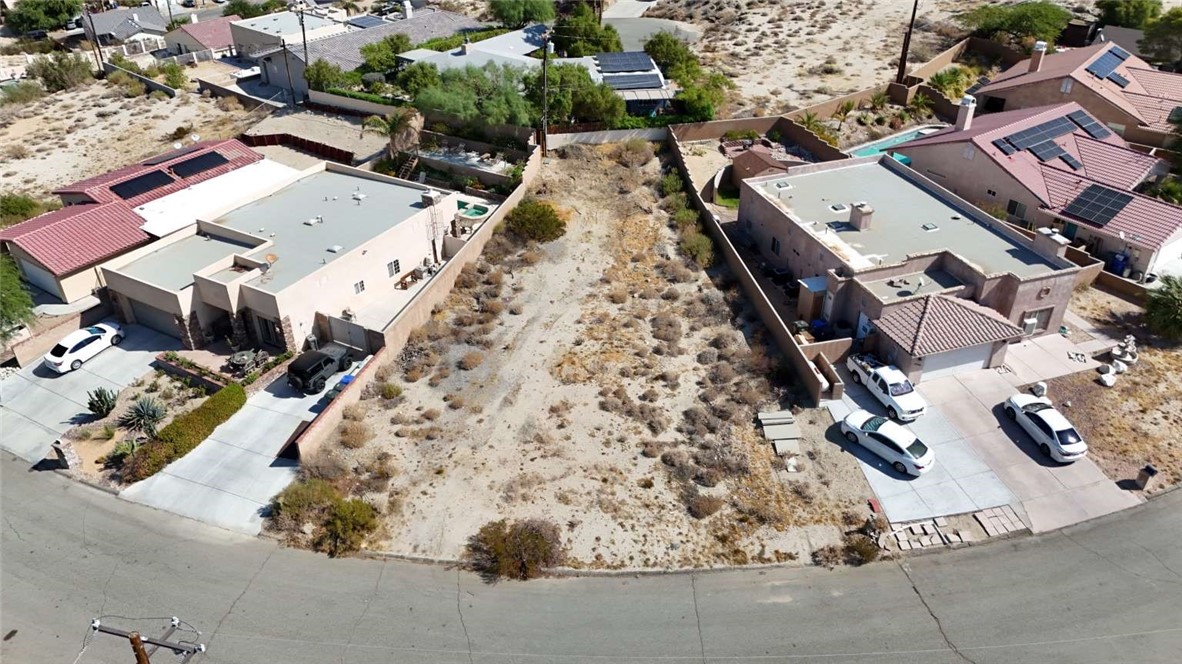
[131,300,180,338]
[921,344,991,381]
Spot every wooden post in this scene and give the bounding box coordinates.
[129,632,152,664]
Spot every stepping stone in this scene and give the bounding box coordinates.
[771,439,801,457]
[758,410,795,424]
[762,422,802,440]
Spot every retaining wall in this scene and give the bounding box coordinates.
[102,62,178,98]
[307,89,402,116]
[6,301,112,367]
[197,78,286,111]
[546,127,668,148]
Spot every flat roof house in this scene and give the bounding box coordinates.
[894,98,1181,282]
[165,15,242,57]
[738,157,1083,382]
[973,41,1182,148]
[232,10,350,60]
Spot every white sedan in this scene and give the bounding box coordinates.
[841,409,935,476]
[42,323,124,374]
[1004,394,1088,463]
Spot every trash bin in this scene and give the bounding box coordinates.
[1135,464,1159,490]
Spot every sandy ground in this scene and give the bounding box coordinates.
[246,110,388,161]
[0,81,257,195]
[326,145,868,568]
[1045,287,1182,492]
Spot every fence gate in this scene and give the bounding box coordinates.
[327,315,371,354]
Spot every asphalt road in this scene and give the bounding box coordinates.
[2,453,1180,663]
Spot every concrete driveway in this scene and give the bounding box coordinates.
[120,364,362,535]
[0,325,179,463]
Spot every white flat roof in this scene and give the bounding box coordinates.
[136,159,303,237]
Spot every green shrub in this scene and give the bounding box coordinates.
[415,28,509,52]
[379,382,402,399]
[270,478,341,531]
[467,518,563,580]
[722,129,760,141]
[104,439,139,469]
[0,80,44,106]
[664,191,687,212]
[659,173,684,197]
[87,387,118,418]
[118,396,165,436]
[317,499,378,557]
[161,62,187,89]
[121,384,246,482]
[27,52,93,92]
[680,230,714,267]
[325,87,405,107]
[672,208,698,229]
[505,199,566,242]
[1146,274,1182,341]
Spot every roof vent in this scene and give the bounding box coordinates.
[922,223,939,232]
[327,245,343,253]
[352,192,367,201]
[304,218,316,226]
[774,181,793,190]
[829,203,849,213]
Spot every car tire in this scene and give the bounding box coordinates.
[844,431,858,445]
[289,377,303,392]
[1040,443,1052,458]
[110,334,123,346]
[340,356,353,372]
[893,461,908,475]
[70,359,82,371]
[850,372,862,385]
[312,377,326,393]
[1005,406,1016,421]
[887,406,899,420]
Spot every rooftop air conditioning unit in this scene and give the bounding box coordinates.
[774,182,793,190]
[421,189,444,207]
[829,203,849,213]
[1022,318,1039,336]
[327,244,343,253]
[352,192,367,201]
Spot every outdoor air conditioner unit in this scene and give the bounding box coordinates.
[1022,318,1039,336]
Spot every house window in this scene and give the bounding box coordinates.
[962,145,975,160]
[1006,199,1027,219]
[771,236,781,256]
[1107,123,1126,136]
[1022,307,1054,333]
[1060,78,1073,94]
[387,260,401,277]
[353,281,366,294]
[986,189,997,197]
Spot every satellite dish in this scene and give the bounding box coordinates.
[265,253,279,265]
[173,142,183,149]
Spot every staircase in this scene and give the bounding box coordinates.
[397,155,418,180]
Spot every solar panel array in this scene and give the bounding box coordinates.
[1004,116,1076,150]
[1060,154,1083,170]
[597,52,654,73]
[1107,72,1130,88]
[110,170,175,200]
[992,138,1017,155]
[965,75,991,95]
[1029,140,1066,162]
[1085,45,1130,81]
[1062,184,1134,226]
[142,145,201,166]
[603,73,662,90]
[1067,109,1110,139]
[171,152,229,178]
[347,15,387,29]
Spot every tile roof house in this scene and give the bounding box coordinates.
[82,7,168,45]
[0,140,265,304]
[874,295,1023,359]
[165,15,241,56]
[973,41,1182,148]
[894,99,1180,282]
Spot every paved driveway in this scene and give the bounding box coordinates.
[0,325,179,463]
[120,364,362,535]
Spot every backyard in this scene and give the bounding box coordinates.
[297,143,870,568]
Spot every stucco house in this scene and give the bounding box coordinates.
[82,7,168,45]
[894,98,1181,282]
[738,156,1086,383]
[232,10,349,60]
[165,15,241,57]
[973,41,1182,148]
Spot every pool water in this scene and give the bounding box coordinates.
[461,205,489,218]
[849,125,946,159]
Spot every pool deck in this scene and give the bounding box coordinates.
[847,124,947,157]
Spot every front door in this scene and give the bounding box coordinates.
[821,291,834,321]
[255,313,281,347]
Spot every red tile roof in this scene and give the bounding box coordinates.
[875,295,1023,358]
[171,15,239,51]
[1041,167,1182,250]
[0,204,150,276]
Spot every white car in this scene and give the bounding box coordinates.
[1004,394,1088,463]
[43,323,124,374]
[841,409,935,476]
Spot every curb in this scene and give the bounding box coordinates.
[54,469,119,495]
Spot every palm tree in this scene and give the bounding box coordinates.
[868,91,889,111]
[909,91,933,119]
[927,66,970,100]
[798,110,824,134]
[362,108,423,160]
[338,0,361,15]
[1146,274,1182,341]
[831,100,856,128]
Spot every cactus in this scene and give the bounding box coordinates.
[87,387,118,418]
[118,396,166,437]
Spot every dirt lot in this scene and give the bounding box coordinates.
[325,145,869,568]
[0,81,257,195]
[1046,287,1182,492]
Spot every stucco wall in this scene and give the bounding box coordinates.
[979,79,1171,146]
[307,89,402,116]
[895,141,1048,225]
[546,127,668,148]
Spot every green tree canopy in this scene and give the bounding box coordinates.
[1141,7,1182,68]
[1096,0,1161,29]
[0,255,35,343]
[552,2,622,57]
[961,1,1071,50]
[523,61,623,126]
[360,33,412,74]
[396,61,441,96]
[305,59,346,91]
[413,63,532,127]
[6,0,81,34]
[222,0,284,20]
[488,0,555,29]
[26,52,92,92]
[1146,274,1182,340]
[643,31,700,85]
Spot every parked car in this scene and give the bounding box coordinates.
[287,346,353,393]
[1004,394,1089,463]
[43,323,124,374]
[841,409,935,476]
[846,353,927,421]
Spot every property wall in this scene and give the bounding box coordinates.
[895,141,1044,224]
[101,61,178,98]
[307,89,402,116]
[196,78,288,111]
[239,131,356,163]
[672,117,779,143]
[546,127,668,148]
[7,301,112,368]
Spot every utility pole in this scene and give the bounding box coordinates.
[84,6,104,67]
[297,6,309,72]
[541,30,550,156]
[87,617,206,663]
[895,0,919,85]
[129,632,151,664]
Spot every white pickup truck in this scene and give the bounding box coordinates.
[846,353,928,422]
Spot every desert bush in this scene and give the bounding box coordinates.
[697,348,719,365]
[680,230,714,267]
[375,363,395,382]
[27,52,93,92]
[505,199,566,242]
[118,396,165,436]
[270,478,341,532]
[694,467,723,487]
[121,384,247,483]
[484,299,506,315]
[683,488,724,519]
[342,403,366,421]
[458,351,485,370]
[813,544,844,568]
[651,313,682,343]
[664,261,694,283]
[639,286,660,299]
[509,302,524,315]
[379,382,402,400]
[404,365,426,382]
[843,533,880,565]
[317,498,378,557]
[421,408,441,421]
[660,448,691,468]
[710,362,737,384]
[339,421,373,449]
[614,138,654,167]
[87,387,118,418]
[607,288,628,304]
[659,172,683,197]
[467,518,563,581]
[447,394,466,410]
[217,95,244,112]
[664,191,687,211]
[641,440,664,457]
[672,207,698,230]
[0,80,44,106]
[660,287,680,301]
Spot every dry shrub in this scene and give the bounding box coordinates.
[374,364,395,382]
[467,518,564,581]
[613,138,654,167]
[639,286,660,300]
[641,440,665,458]
[404,365,426,382]
[302,450,350,488]
[339,421,373,449]
[607,289,628,304]
[651,313,682,343]
[694,467,723,487]
[697,348,719,364]
[520,249,541,265]
[342,403,366,421]
[447,394,466,410]
[509,302,524,315]
[710,362,738,385]
[269,478,340,534]
[216,95,243,112]
[484,299,505,315]
[813,544,845,569]
[661,370,680,388]
[458,351,485,370]
[711,332,738,350]
[661,260,694,284]
[379,382,402,400]
[844,533,881,566]
[660,287,680,301]
[428,366,451,387]
[683,488,724,519]
[789,480,817,504]
[421,408,441,421]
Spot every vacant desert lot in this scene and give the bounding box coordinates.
[0,82,257,194]
[331,145,868,568]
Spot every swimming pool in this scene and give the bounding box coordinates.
[848,124,947,159]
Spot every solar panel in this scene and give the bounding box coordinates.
[1029,140,1065,162]
[992,138,1017,155]
[603,73,663,90]
[1060,154,1083,170]
[170,152,229,178]
[110,170,175,200]
[1085,46,1129,80]
[1107,72,1130,88]
[1004,116,1076,150]
[1067,109,1111,139]
[1062,184,1134,227]
[142,145,201,166]
[347,15,386,29]
[965,75,991,95]
[1111,45,1131,60]
[597,52,654,73]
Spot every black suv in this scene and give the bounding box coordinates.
[287,346,353,393]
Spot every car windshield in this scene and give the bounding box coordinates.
[906,439,929,458]
[862,416,888,432]
[49,344,68,357]
[84,326,104,334]
[889,380,914,396]
[1057,428,1083,446]
[1025,402,1053,413]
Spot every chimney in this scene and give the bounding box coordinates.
[850,203,874,231]
[403,0,413,19]
[955,95,976,131]
[190,13,198,23]
[1029,41,1047,73]
[132,12,138,22]
[1033,226,1069,258]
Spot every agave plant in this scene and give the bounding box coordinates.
[118,396,166,437]
[87,386,118,418]
[868,91,889,111]
[104,439,139,469]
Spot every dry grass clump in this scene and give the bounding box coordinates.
[650,313,683,344]
[339,421,373,449]
[659,259,694,284]
[421,408,441,421]
[446,394,466,410]
[613,138,655,167]
[607,289,628,304]
[813,544,844,569]
[342,403,366,421]
[599,385,671,434]
[458,351,486,370]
